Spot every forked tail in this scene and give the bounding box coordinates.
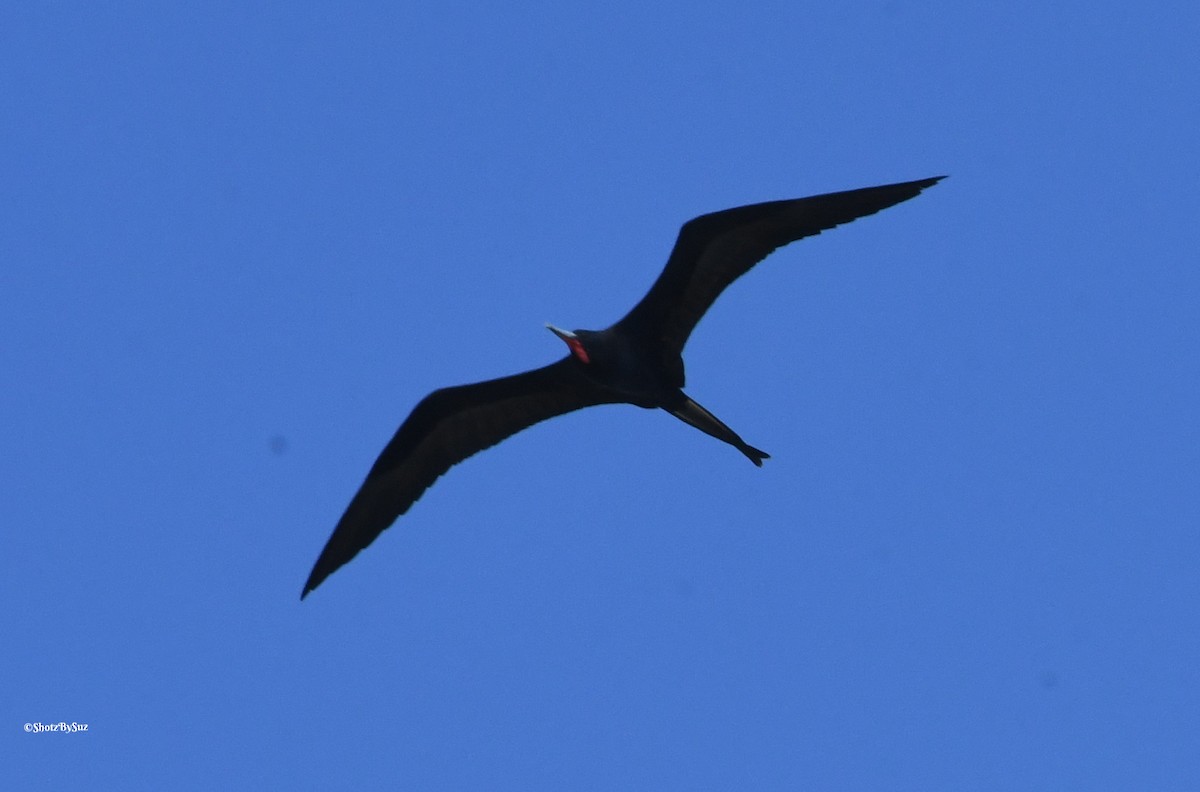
[666,394,770,466]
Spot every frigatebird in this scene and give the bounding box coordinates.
[301,176,943,598]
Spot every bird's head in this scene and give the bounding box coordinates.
[546,323,591,364]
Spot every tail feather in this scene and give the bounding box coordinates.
[666,395,769,466]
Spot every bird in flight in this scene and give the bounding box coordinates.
[301,176,944,598]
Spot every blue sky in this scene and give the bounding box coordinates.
[4,2,1198,788]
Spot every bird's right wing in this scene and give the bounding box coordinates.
[617,176,945,358]
[301,357,619,598]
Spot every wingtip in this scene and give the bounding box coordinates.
[300,574,319,601]
[904,175,946,190]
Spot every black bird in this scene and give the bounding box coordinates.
[302,176,944,598]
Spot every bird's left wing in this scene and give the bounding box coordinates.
[617,176,945,358]
[302,357,618,598]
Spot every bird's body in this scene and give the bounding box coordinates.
[551,324,769,464]
[302,176,944,598]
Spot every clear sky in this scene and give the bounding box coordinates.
[5,2,1198,789]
